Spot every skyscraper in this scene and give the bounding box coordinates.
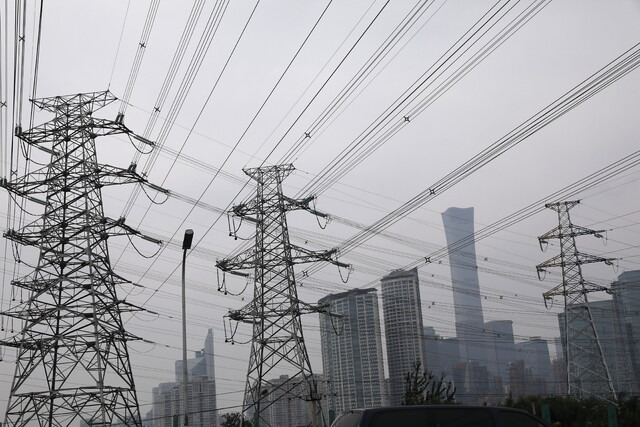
[441,207,487,366]
[381,268,426,405]
[151,329,218,427]
[611,270,640,393]
[319,288,386,416]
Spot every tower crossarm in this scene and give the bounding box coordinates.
[536,252,614,273]
[230,201,259,222]
[290,245,349,268]
[542,280,609,299]
[101,216,163,244]
[229,195,328,220]
[544,200,580,211]
[538,224,606,245]
[217,246,348,274]
[216,249,256,273]
[4,214,161,248]
[282,195,329,218]
[17,116,153,148]
[8,267,135,294]
[228,299,331,324]
[1,163,167,198]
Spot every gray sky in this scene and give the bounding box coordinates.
[1,0,639,417]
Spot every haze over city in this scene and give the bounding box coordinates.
[0,0,639,424]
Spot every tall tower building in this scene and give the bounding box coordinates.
[151,329,218,427]
[319,288,386,416]
[381,268,426,405]
[441,207,487,366]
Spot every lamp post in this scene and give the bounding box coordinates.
[182,229,194,426]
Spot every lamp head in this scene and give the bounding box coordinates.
[182,229,194,250]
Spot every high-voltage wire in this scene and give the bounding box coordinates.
[118,0,161,116]
[296,0,551,197]
[316,149,640,296]
[121,0,229,218]
[228,0,545,259]
[413,150,640,269]
[276,0,441,166]
[114,0,235,272]
[126,0,378,304]
[327,43,640,260]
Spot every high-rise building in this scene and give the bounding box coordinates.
[381,268,426,405]
[485,320,516,382]
[515,337,553,395]
[248,374,327,427]
[559,299,636,396]
[441,207,487,366]
[422,329,462,385]
[150,329,218,427]
[611,270,640,393]
[423,327,445,377]
[452,361,502,404]
[507,360,544,398]
[175,329,217,383]
[319,288,386,416]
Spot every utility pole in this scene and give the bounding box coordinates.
[536,200,617,403]
[0,91,165,426]
[216,164,348,427]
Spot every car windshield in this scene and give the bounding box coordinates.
[331,412,362,427]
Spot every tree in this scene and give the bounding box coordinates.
[402,360,456,405]
[221,412,253,427]
[502,394,640,427]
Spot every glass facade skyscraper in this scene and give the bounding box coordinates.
[441,207,487,366]
[319,288,386,415]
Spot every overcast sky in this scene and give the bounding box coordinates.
[1,0,639,417]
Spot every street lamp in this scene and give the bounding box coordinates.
[182,229,194,426]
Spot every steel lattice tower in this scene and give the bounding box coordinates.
[0,91,164,426]
[536,200,617,403]
[216,164,347,427]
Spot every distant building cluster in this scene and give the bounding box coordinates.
[145,329,219,427]
[557,270,640,397]
[142,208,640,427]
[245,373,327,427]
[318,206,640,420]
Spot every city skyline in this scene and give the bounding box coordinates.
[0,0,639,420]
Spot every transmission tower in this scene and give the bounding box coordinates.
[536,200,616,403]
[0,91,165,426]
[216,164,348,427]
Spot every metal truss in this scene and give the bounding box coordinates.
[1,91,165,426]
[216,164,348,427]
[536,200,617,403]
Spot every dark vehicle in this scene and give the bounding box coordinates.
[331,405,550,427]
